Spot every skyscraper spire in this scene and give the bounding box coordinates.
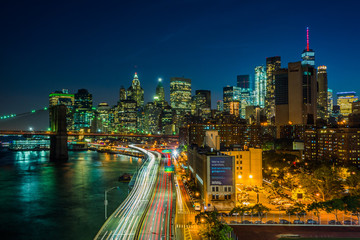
[301,27,315,66]
[306,27,309,51]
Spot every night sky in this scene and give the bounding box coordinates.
[1,0,359,116]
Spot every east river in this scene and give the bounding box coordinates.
[0,147,143,240]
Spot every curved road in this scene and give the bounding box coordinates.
[94,146,160,240]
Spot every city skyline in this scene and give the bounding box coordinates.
[1,1,359,115]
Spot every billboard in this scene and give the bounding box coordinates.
[209,156,233,185]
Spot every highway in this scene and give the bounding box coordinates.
[94,146,160,240]
[138,153,175,240]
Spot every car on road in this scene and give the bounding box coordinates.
[343,220,357,225]
[279,219,291,224]
[266,220,278,224]
[254,221,263,224]
[241,220,253,224]
[328,220,342,225]
[293,220,305,224]
[306,219,318,224]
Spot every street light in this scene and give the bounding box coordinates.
[104,186,120,220]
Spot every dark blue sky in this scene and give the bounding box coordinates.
[1,0,359,115]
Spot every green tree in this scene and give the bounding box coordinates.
[286,203,306,221]
[307,201,324,223]
[230,205,249,222]
[195,211,232,240]
[345,170,360,196]
[322,198,345,222]
[343,195,360,224]
[299,165,344,201]
[250,203,270,222]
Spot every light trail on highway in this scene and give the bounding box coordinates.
[138,153,175,240]
[94,145,160,240]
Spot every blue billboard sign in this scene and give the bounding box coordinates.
[209,156,233,185]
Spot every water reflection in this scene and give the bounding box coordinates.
[0,149,142,240]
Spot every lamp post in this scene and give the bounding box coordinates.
[105,186,120,220]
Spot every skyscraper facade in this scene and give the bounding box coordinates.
[170,77,192,111]
[254,66,266,108]
[265,56,281,123]
[237,75,250,89]
[317,66,328,119]
[337,92,359,118]
[73,89,93,131]
[328,89,333,117]
[119,86,127,101]
[155,78,165,104]
[288,62,317,124]
[223,86,241,113]
[217,100,224,112]
[274,62,317,133]
[194,90,211,117]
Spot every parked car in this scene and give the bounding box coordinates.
[293,220,305,224]
[328,220,342,225]
[266,220,278,224]
[279,219,291,224]
[306,219,318,224]
[230,220,240,224]
[254,221,263,224]
[241,220,253,224]
[343,220,357,225]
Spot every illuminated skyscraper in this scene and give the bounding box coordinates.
[223,86,241,113]
[127,72,144,107]
[93,103,111,133]
[337,92,359,118]
[73,89,93,131]
[217,100,224,112]
[229,101,240,117]
[144,102,161,134]
[170,77,192,111]
[254,66,266,108]
[265,56,281,123]
[317,66,328,119]
[301,27,315,66]
[154,78,165,105]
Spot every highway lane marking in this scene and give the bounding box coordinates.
[100,231,108,240]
